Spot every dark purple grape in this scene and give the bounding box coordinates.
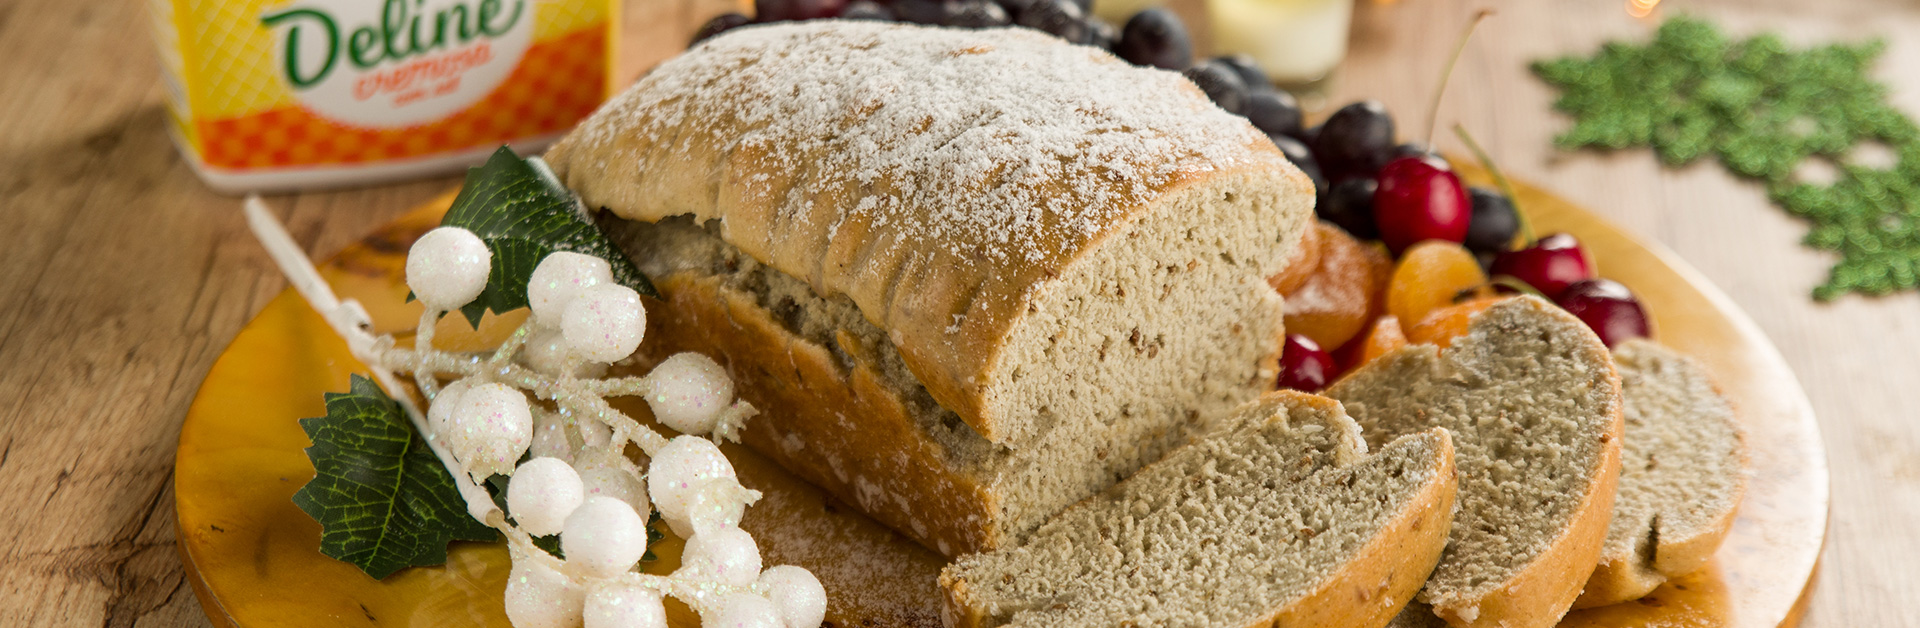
[1296,124,1321,145]
[1270,134,1326,199]
[892,0,949,23]
[756,0,847,21]
[839,0,894,19]
[1087,18,1118,50]
[1245,89,1302,138]
[1181,60,1249,115]
[1476,250,1499,273]
[1113,8,1192,70]
[690,13,752,46]
[1464,187,1519,254]
[1211,54,1274,93]
[1014,0,1090,43]
[994,0,1037,17]
[1320,178,1379,240]
[943,0,1010,26]
[1311,100,1396,180]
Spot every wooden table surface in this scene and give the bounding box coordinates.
[1,0,1914,626]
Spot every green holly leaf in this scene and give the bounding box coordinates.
[292,375,497,579]
[441,146,658,326]
[1535,16,1920,299]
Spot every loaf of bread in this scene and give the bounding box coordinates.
[940,391,1457,628]
[1574,339,1747,608]
[549,21,1314,556]
[1326,296,1624,628]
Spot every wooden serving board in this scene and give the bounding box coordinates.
[174,172,1827,628]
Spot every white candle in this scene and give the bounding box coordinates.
[1207,0,1353,84]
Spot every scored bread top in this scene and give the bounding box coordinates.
[545,21,1309,443]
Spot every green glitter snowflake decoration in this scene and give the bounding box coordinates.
[1534,16,1920,299]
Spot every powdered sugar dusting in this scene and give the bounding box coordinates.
[568,20,1279,266]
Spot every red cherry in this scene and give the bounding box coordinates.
[1556,278,1650,347]
[1277,334,1337,392]
[1490,233,1594,299]
[1372,155,1471,254]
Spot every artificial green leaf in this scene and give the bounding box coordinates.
[644,511,664,563]
[1535,16,1920,299]
[292,375,497,579]
[441,146,658,325]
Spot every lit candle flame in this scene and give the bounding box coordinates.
[1626,0,1660,18]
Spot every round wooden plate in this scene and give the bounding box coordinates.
[175,171,1828,628]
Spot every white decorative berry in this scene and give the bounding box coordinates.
[646,353,734,436]
[574,449,651,515]
[427,378,476,445]
[529,252,614,325]
[677,527,762,587]
[684,479,749,537]
[759,566,826,628]
[576,412,612,448]
[706,592,783,628]
[562,284,646,364]
[583,582,668,628]
[529,408,575,463]
[406,226,492,311]
[522,327,574,375]
[561,496,649,578]
[648,436,738,537]
[450,383,533,479]
[507,457,585,538]
[503,550,584,628]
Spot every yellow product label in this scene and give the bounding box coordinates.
[153,0,614,173]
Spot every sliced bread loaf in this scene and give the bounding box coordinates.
[563,21,1314,556]
[939,391,1457,628]
[1325,296,1624,628]
[1573,339,1747,608]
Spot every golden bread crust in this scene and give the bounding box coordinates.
[637,273,1003,556]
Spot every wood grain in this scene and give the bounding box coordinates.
[0,0,1913,627]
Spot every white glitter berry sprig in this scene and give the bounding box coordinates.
[247,197,824,628]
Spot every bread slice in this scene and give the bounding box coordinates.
[1325,296,1624,628]
[1573,339,1747,608]
[561,21,1314,556]
[939,391,1457,628]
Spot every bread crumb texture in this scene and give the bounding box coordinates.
[942,393,1451,627]
[1328,297,1622,616]
[1575,339,1747,606]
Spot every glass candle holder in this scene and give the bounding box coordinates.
[1206,0,1352,88]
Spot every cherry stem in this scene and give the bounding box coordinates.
[1489,275,1548,300]
[1424,9,1494,149]
[1453,122,1535,244]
